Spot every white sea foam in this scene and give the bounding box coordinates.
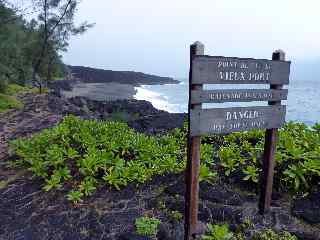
[134,86,180,113]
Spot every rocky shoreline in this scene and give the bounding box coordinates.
[50,66,181,102]
[0,92,319,240]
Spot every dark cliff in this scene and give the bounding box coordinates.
[68,66,180,85]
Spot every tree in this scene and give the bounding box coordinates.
[31,0,94,93]
[0,0,93,93]
[0,1,55,91]
[0,2,33,90]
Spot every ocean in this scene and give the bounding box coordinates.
[134,79,320,125]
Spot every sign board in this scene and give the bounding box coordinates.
[191,89,288,104]
[185,42,291,240]
[192,56,291,85]
[190,105,286,136]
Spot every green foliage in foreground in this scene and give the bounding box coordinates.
[202,224,297,240]
[135,217,161,237]
[0,93,23,112]
[202,224,234,240]
[216,122,320,193]
[11,116,209,202]
[10,115,320,203]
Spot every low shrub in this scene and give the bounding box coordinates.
[216,122,320,194]
[202,224,297,240]
[135,216,161,237]
[10,116,192,202]
[10,114,320,202]
[202,224,234,240]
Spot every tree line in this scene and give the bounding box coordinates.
[0,0,93,93]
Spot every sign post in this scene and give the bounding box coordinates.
[185,42,290,239]
[185,41,204,240]
[259,50,286,214]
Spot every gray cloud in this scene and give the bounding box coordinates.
[63,0,320,78]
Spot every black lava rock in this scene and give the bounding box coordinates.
[292,191,320,224]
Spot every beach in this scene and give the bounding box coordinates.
[61,82,137,101]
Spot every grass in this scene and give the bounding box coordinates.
[0,93,23,112]
[5,84,43,95]
[0,84,45,112]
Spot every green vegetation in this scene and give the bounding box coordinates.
[9,116,216,203]
[0,93,23,112]
[216,123,320,194]
[67,190,84,204]
[0,2,64,91]
[202,224,234,240]
[199,163,217,184]
[135,216,161,237]
[10,115,320,203]
[10,116,191,202]
[168,210,183,222]
[7,115,319,238]
[5,84,39,95]
[202,224,297,240]
[0,84,42,112]
[0,1,92,93]
[252,229,297,240]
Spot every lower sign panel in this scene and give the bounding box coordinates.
[190,105,286,136]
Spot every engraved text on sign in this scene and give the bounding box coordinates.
[190,106,286,136]
[192,56,291,84]
[191,89,288,104]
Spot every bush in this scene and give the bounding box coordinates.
[10,116,218,203]
[216,122,320,194]
[11,114,320,202]
[135,217,161,237]
[202,224,234,240]
[202,224,297,240]
[0,93,23,112]
[10,116,188,202]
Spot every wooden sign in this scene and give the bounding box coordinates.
[190,105,286,136]
[192,56,291,85]
[185,41,291,240]
[191,89,288,104]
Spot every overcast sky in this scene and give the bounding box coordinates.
[63,0,320,78]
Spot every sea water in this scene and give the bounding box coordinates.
[134,79,320,125]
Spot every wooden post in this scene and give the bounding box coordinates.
[259,50,286,214]
[185,41,204,240]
